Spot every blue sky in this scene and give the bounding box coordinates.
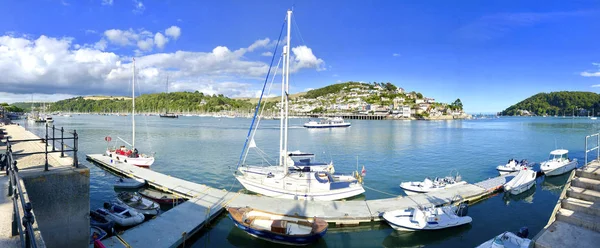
[1,0,600,113]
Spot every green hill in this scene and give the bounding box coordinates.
[501,91,600,116]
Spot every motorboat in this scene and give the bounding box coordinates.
[303,117,351,128]
[503,168,536,195]
[496,159,531,175]
[138,188,186,205]
[90,210,114,235]
[382,203,471,231]
[159,113,178,118]
[90,226,107,244]
[105,58,155,168]
[476,227,531,248]
[45,116,54,123]
[540,149,578,176]
[234,10,365,201]
[116,192,160,216]
[113,177,145,189]
[400,172,466,195]
[228,207,328,245]
[96,202,145,227]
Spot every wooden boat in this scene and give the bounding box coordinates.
[138,188,186,205]
[227,207,328,245]
[90,226,107,244]
[113,177,145,189]
[96,202,145,227]
[90,210,114,234]
[116,192,160,216]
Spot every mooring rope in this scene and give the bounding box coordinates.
[363,185,400,197]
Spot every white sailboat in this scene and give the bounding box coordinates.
[234,10,365,201]
[105,58,155,168]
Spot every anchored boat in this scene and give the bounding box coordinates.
[138,188,186,205]
[382,203,471,231]
[96,202,145,227]
[476,227,531,248]
[496,159,531,175]
[400,172,466,195]
[116,191,160,216]
[228,207,328,245]
[90,226,107,244]
[503,168,536,195]
[303,117,351,128]
[540,149,578,176]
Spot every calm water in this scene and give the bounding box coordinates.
[19,116,598,247]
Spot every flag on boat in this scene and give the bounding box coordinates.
[361,165,366,177]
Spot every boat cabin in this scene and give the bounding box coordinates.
[288,152,328,171]
[548,149,569,162]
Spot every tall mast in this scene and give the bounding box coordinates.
[283,10,292,174]
[132,58,136,149]
[279,27,286,167]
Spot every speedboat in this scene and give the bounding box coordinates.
[476,227,531,248]
[400,172,466,195]
[96,202,145,227]
[113,177,146,189]
[503,168,536,195]
[228,207,328,245]
[382,203,471,231]
[116,192,160,216]
[540,149,578,176]
[90,226,107,244]
[303,117,351,128]
[496,159,531,175]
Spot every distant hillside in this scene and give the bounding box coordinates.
[501,91,600,116]
[48,92,254,113]
[235,92,306,104]
[304,82,373,99]
[10,102,50,112]
[83,96,132,101]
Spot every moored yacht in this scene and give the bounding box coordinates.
[540,149,577,176]
[400,172,466,195]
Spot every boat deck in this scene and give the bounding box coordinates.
[86,154,512,247]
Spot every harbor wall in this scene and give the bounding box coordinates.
[22,167,90,248]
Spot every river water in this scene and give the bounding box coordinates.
[19,115,597,247]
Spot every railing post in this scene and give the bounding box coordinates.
[585,136,588,166]
[51,125,55,152]
[73,130,78,168]
[44,123,49,171]
[597,132,599,162]
[60,127,64,158]
[7,152,13,196]
[12,193,18,236]
[22,202,34,248]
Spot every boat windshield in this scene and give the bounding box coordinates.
[550,153,568,161]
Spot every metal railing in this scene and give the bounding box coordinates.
[2,124,79,248]
[584,133,600,166]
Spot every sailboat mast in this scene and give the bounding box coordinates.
[279,34,286,167]
[283,10,292,173]
[132,58,136,149]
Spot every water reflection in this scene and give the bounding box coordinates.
[502,185,536,205]
[541,173,571,195]
[381,224,472,248]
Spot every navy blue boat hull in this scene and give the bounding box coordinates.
[229,215,327,245]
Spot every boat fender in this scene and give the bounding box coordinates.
[517,227,529,238]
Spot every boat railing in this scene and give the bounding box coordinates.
[584,133,600,166]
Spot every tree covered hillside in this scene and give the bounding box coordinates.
[501,91,600,116]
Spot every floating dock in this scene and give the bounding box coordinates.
[87,154,516,247]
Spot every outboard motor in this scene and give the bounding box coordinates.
[517,226,529,238]
[455,202,469,217]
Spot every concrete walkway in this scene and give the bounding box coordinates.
[534,162,600,248]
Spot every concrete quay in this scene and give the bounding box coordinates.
[1,124,89,248]
[87,153,515,247]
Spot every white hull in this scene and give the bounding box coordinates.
[113,178,145,189]
[476,232,532,248]
[383,206,472,231]
[541,160,577,176]
[106,151,154,168]
[400,181,467,195]
[504,169,536,195]
[303,123,351,128]
[235,174,364,201]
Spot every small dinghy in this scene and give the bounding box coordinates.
[90,226,107,244]
[116,192,160,216]
[540,149,578,176]
[400,172,466,195]
[503,168,536,195]
[496,159,531,175]
[90,210,114,234]
[476,227,531,248]
[138,188,186,205]
[382,203,472,231]
[96,202,145,227]
[113,177,145,189]
[228,207,328,245]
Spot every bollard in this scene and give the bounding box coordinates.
[60,127,64,157]
[22,202,35,248]
[44,126,49,171]
[52,125,56,152]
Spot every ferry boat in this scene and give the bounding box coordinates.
[303,117,351,128]
[540,149,578,176]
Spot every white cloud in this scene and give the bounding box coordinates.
[165,26,181,40]
[104,29,139,46]
[61,0,70,6]
[153,32,168,49]
[85,29,97,35]
[0,33,323,99]
[290,45,325,72]
[0,92,76,104]
[581,63,600,77]
[591,84,600,87]
[393,53,400,57]
[132,0,145,14]
[261,51,273,57]
[177,19,183,23]
[101,0,114,6]
[248,38,270,52]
